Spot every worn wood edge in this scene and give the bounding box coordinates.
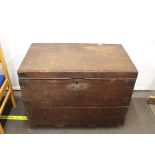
[25,106,129,109]
[18,71,138,79]
[148,96,155,104]
[0,123,4,134]
[27,106,128,127]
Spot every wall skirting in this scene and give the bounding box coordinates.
[12,86,21,91]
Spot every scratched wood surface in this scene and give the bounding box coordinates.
[20,78,135,107]
[18,43,138,126]
[27,107,128,126]
[18,43,138,78]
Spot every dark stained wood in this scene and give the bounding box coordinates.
[20,78,136,107]
[18,43,138,126]
[18,43,138,79]
[26,106,128,126]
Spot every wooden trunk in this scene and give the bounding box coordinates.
[18,43,138,127]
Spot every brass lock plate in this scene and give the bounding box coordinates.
[71,82,83,90]
[67,80,88,90]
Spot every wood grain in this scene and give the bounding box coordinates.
[18,43,138,126]
[20,78,136,107]
[18,43,138,79]
[27,106,128,126]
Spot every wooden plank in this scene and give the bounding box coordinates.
[27,106,128,127]
[0,45,16,108]
[0,123,4,134]
[148,96,155,104]
[21,78,135,107]
[0,90,11,115]
[0,79,8,100]
[18,43,138,79]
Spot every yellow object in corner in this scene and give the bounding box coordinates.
[0,44,17,134]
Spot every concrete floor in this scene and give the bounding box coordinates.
[4,91,155,134]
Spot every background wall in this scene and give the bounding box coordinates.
[0,0,155,90]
